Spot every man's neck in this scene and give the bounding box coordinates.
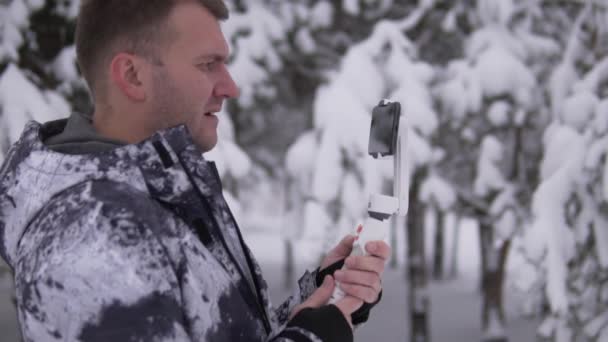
[92,108,147,145]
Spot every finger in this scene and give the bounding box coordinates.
[289,275,335,320]
[306,275,335,307]
[345,255,386,275]
[337,282,380,303]
[331,234,357,257]
[334,295,364,317]
[334,269,382,293]
[365,241,391,260]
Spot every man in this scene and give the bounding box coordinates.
[0,0,390,341]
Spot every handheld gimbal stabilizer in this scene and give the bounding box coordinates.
[329,99,410,303]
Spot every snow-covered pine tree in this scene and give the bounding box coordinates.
[0,0,82,277]
[520,2,608,341]
[286,2,442,339]
[434,0,559,340]
[0,0,83,160]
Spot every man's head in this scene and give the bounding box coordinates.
[75,0,239,152]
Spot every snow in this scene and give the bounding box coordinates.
[295,28,316,54]
[604,155,608,201]
[55,0,80,18]
[538,316,557,338]
[477,0,515,26]
[310,132,343,202]
[526,127,586,314]
[207,140,252,179]
[204,110,252,179]
[419,174,456,211]
[222,4,285,108]
[515,29,561,60]
[456,218,482,281]
[25,0,45,11]
[407,129,433,168]
[285,131,318,178]
[574,57,608,94]
[483,307,506,338]
[548,61,579,118]
[584,135,608,171]
[441,8,457,32]
[0,64,68,145]
[594,99,608,135]
[593,214,608,269]
[487,100,511,127]
[436,61,482,124]
[560,91,599,131]
[339,172,367,221]
[51,46,79,83]
[301,201,331,241]
[540,124,582,179]
[0,0,28,61]
[43,91,71,118]
[389,82,437,138]
[343,0,359,16]
[494,209,517,242]
[474,135,506,196]
[309,1,333,29]
[331,48,385,111]
[473,46,536,104]
[467,27,525,61]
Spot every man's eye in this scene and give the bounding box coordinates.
[200,61,218,71]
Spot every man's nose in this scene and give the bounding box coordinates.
[214,66,240,99]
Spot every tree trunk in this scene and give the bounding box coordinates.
[407,167,431,342]
[479,220,511,342]
[433,208,446,280]
[284,239,295,289]
[449,214,461,279]
[390,216,399,269]
[283,176,297,289]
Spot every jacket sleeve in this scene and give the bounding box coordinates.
[13,184,192,342]
[268,268,353,341]
[269,305,353,342]
[267,258,384,341]
[272,268,319,327]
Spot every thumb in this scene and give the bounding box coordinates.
[289,276,335,320]
[331,234,357,257]
[304,275,335,307]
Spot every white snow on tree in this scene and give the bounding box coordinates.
[0,0,81,162]
[286,5,438,260]
[518,2,608,341]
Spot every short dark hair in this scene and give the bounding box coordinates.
[75,0,228,98]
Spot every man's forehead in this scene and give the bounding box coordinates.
[167,3,229,54]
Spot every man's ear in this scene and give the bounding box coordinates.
[109,53,149,101]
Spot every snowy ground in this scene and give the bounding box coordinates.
[0,221,539,341]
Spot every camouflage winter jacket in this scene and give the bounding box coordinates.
[0,120,353,341]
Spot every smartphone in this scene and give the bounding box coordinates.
[368,101,401,158]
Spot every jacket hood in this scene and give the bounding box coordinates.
[0,119,207,270]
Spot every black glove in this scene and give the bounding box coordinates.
[316,259,383,325]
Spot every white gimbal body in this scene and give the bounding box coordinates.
[329,99,410,303]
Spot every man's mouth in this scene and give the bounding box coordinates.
[204,108,221,117]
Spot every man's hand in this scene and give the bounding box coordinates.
[289,276,363,328]
[320,235,357,270]
[320,234,391,304]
